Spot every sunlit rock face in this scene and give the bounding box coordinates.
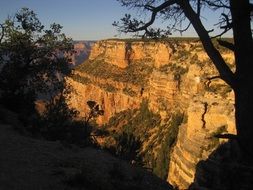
[89,40,172,68]
[66,75,142,124]
[67,39,236,189]
[89,40,129,68]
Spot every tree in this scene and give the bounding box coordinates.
[114,1,253,157]
[0,8,73,113]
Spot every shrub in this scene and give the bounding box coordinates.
[123,87,138,97]
[152,112,184,179]
[75,60,153,86]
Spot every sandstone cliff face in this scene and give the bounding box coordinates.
[167,54,235,189]
[89,40,172,68]
[168,94,235,189]
[89,40,129,68]
[67,76,142,124]
[67,39,235,189]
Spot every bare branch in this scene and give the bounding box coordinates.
[114,0,235,87]
[204,0,230,9]
[178,0,235,87]
[0,24,4,43]
[211,27,231,38]
[205,75,221,87]
[210,13,232,38]
[214,133,237,139]
[173,22,191,35]
[217,39,234,51]
[113,0,178,34]
[134,0,178,32]
[197,0,201,17]
[144,4,155,11]
[206,75,221,81]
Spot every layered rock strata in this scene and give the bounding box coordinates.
[67,39,236,189]
[89,40,173,68]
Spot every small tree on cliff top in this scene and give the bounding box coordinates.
[114,0,253,157]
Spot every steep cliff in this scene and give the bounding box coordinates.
[70,41,95,67]
[67,39,235,189]
[89,39,172,68]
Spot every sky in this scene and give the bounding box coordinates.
[0,0,232,40]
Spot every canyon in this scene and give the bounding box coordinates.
[67,39,236,189]
[70,41,95,67]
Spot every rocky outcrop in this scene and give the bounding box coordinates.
[67,76,142,124]
[67,39,236,189]
[89,40,129,68]
[89,40,173,68]
[167,58,236,189]
[168,96,235,189]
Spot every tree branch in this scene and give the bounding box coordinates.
[205,75,221,87]
[211,28,231,39]
[211,13,232,38]
[178,0,235,87]
[173,22,191,34]
[197,0,201,17]
[131,0,178,32]
[204,0,230,9]
[0,24,4,43]
[214,133,237,139]
[217,39,234,51]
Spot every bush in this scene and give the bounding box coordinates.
[75,60,153,86]
[33,95,93,146]
[151,112,184,179]
[123,87,138,97]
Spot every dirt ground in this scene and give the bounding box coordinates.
[0,116,171,190]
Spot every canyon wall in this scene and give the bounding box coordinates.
[67,39,236,189]
[70,41,95,67]
[89,40,172,68]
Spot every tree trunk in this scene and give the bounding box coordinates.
[234,87,253,158]
[231,0,253,158]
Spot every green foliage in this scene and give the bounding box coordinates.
[159,63,188,81]
[70,73,91,84]
[0,8,73,113]
[104,99,160,162]
[35,100,91,145]
[98,83,117,92]
[190,53,206,68]
[151,112,184,179]
[114,132,142,161]
[103,100,184,180]
[75,60,153,86]
[123,87,138,97]
[75,60,123,80]
[204,83,232,98]
[32,98,104,146]
[107,109,183,180]
[175,50,191,61]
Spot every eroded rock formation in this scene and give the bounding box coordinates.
[89,40,173,68]
[67,39,236,189]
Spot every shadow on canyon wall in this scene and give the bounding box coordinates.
[189,139,253,190]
